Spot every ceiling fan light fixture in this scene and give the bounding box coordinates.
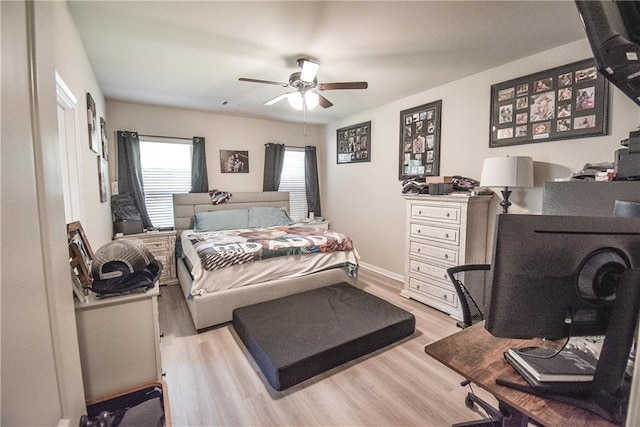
[287,91,304,110]
[304,91,319,110]
[299,59,319,83]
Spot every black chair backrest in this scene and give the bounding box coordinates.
[447,264,490,329]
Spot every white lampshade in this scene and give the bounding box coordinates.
[480,156,534,189]
[287,92,304,110]
[287,91,319,110]
[304,91,320,109]
[299,60,320,83]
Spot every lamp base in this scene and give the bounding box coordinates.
[500,188,512,214]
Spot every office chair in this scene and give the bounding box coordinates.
[447,264,490,329]
[447,264,504,426]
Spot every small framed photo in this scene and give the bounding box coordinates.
[220,150,249,173]
[86,93,99,153]
[71,267,86,302]
[398,100,442,180]
[100,117,108,160]
[337,121,371,164]
[98,157,108,203]
[489,58,609,147]
[67,221,94,289]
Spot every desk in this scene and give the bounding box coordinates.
[424,322,618,427]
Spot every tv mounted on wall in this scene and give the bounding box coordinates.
[575,0,640,106]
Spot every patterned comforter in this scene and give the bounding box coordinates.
[188,226,355,272]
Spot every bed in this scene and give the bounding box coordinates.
[172,191,359,330]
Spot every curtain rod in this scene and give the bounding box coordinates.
[139,133,193,141]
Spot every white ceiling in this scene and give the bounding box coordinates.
[67,1,588,125]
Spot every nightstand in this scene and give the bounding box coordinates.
[292,220,330,230]
[115,230,178,286]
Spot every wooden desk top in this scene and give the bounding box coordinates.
[424,322,619,427]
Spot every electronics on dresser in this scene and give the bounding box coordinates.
[615,130,640,179]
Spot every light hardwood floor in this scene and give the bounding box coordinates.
[158,268,498,426]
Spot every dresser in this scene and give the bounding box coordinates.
[116,230,178,285]
[401,194,492,320]
[75,286,161,400]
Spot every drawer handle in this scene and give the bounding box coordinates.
[444,294,448,300]
[446,212,450,217]
[417,229,421,234]
[416,247,421,253]
[416,266,421,272]
[444,233,449,238]
[444,254,449,259]
[418,210,422,215]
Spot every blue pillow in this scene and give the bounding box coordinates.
[194,209,249,232]
[248,207,293,228]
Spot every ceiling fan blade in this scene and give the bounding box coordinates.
[264,92,290,106]
[318,93,333,108]
[317,82,368,91]
[239,77,289,87]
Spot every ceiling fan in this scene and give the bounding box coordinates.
[239,58,368,110]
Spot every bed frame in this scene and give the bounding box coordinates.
[172,191,356,330]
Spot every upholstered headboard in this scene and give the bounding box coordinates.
[172,191,290,237]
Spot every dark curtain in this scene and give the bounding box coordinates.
[117,130,152,228]
[263,143,286,191]
[190,136,209,193]
[305,145,322,217]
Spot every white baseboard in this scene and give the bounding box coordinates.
[358,262,404,283]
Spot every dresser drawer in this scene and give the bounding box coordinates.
[408,277,458,309]
[411,204,461,224]
[410,223,459,246]
[141,238,171,254]
[410,240,459,265]
[408,258,451,283]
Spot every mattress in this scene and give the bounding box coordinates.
[232,282,416,391]
[181,228,359,295]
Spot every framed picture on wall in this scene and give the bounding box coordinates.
[398,100,442,180]
[86,93,99,153]
[100,117,108,160]
[220,150,249,173]
[98,157,108,203]
[337,121,371,164]
[489,58,609,148]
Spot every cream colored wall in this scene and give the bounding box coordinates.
[53,2,112,248]
[105,101,323,193]
[324,40,640,278]
[2,1,85,423]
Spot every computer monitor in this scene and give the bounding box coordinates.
[486,214,640,339]
[575,0,640,106]
[485,214,640,423]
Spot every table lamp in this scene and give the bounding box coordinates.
[480,156,533,214]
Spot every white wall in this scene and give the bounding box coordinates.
[2,1,85,423]
[105,101,323,193]
[53,2,112,248]
[324,40,640,278]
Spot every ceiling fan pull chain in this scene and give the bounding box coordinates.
[302,101,308,137]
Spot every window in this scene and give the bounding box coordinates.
[278,147,307,221]
[139,138,192,228]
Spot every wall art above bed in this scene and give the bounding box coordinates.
[398,100,442,180]
[220,150,249,173]
[489,58,609,148]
